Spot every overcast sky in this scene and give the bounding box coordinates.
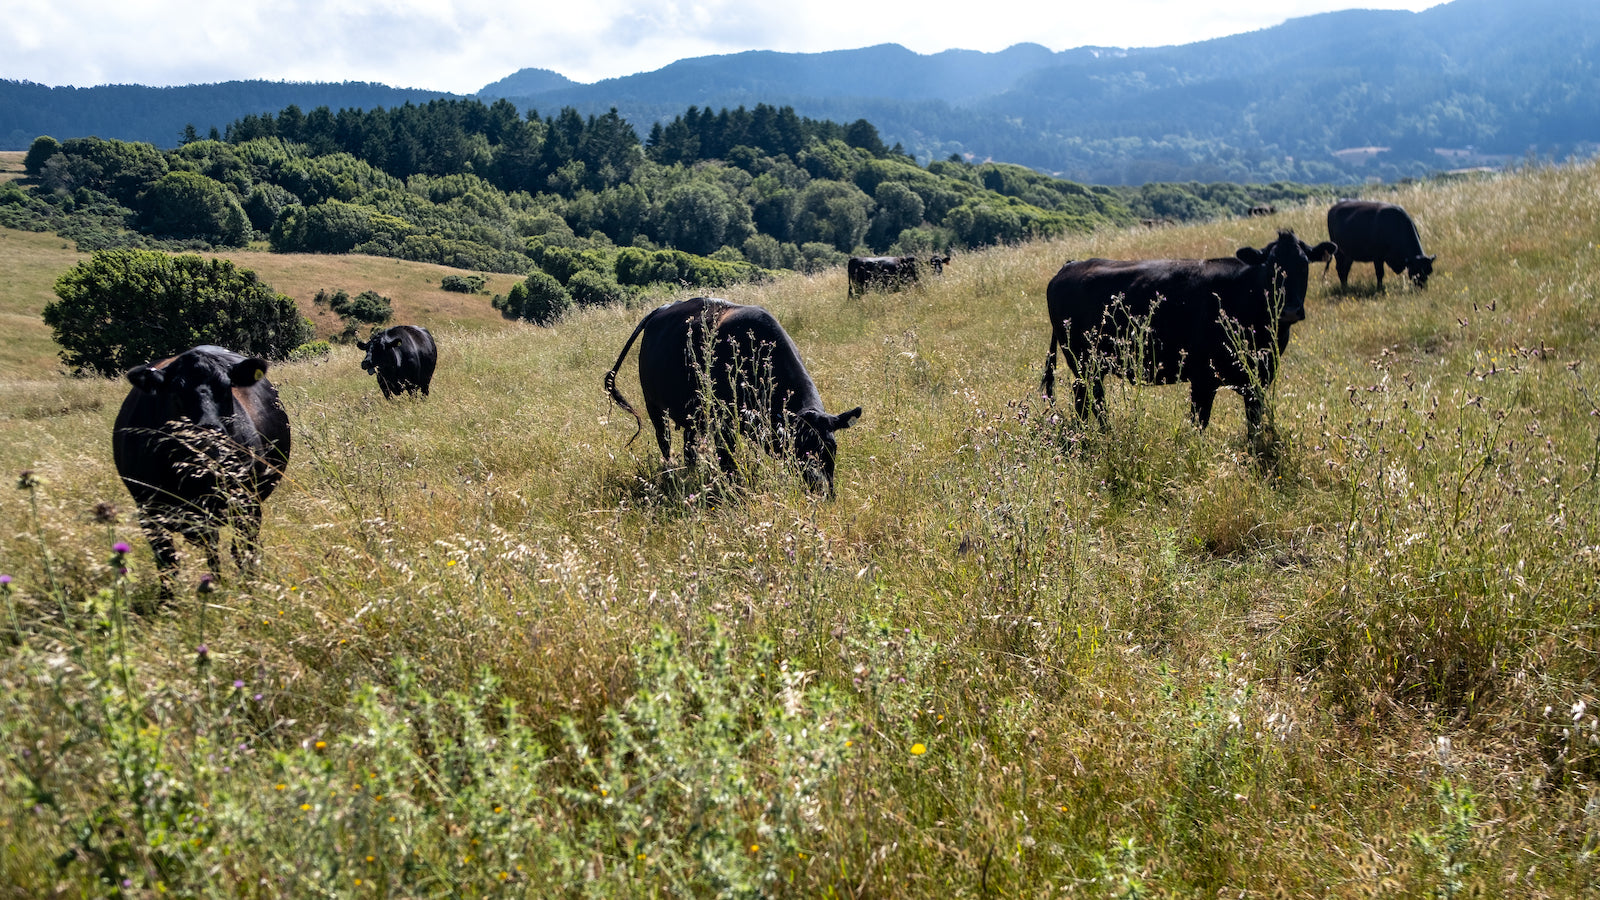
[5,0,1441,94]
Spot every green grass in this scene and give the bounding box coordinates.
[2,162,1599,897]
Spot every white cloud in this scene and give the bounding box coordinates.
[0,0,1441,93]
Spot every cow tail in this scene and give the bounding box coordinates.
[604,311,654,447]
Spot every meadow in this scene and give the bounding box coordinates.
[1,158,1597,897]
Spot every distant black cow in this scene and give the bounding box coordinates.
[358,325,437,398]
[112,345,292,595]
[1248,205,1276,217]
[846,254,951,298]
[1041,230,1337,441]
[1326,200,1435,290]
[604,298,862,496]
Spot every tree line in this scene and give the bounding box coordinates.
[5,98,1325,325]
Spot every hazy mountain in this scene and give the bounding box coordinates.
[2,0,1594,183]
[0,80,454,150]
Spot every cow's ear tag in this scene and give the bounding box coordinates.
[254,368,266,382]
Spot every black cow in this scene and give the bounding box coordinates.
[112,345,292,595]
[1326,200,1435,290]
[1041,230,1337,440]
[1248,205,1276,217]
[358,325,437,398]
[604,298,862,496]
[846,254,950,298]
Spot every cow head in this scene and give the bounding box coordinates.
[795,406,863,497]
[1237,231,1337,326]
[928,255,952,275]
[357,332,397,373]
[1407,255,1436,288]
[126,350,267,436]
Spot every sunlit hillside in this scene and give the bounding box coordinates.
[1,160,1597,897]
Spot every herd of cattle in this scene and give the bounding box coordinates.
[110,200,1431,595]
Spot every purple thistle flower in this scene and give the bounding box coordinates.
[113,542,131,554]
[234,680,245,689]
[196,644,210,664]
[0,574,11,586]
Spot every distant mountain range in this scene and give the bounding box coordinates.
[3,0,1595,184]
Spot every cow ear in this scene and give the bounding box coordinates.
[832,407,863,430]
[1236,247,1267,264]
[229,358,269,387]
[356,340,369,350]
[127,365,165,393]
[1308,241,1338,262]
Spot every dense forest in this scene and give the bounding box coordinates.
[2,0,1592,184]
[1,98,1329,311]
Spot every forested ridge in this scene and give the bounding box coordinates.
[2,0,1593,184]
[2,98,1329,311]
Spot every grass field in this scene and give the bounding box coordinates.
[1,160,1598,897]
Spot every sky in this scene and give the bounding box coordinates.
[3,0,1442,94]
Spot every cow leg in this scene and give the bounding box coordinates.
[1041,333,1059,400]
[140,514,181,599]
[712,421,739,478]
[1074,377,1107,426]
[1241,388,1268,448]
[646,403,673,464]
[1373,261,1385,292]
[231,503,264,573]
[1189,380,1218,430]
[1334,254,1353,289]
[193,523,224,581]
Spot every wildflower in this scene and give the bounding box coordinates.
[301,803,311,811]
[93,501,118,524]
[198,574,215,594]
[749,844,760,853]
[275,784,286,791]
[233,680,245,689]
[910,743,927,756]
[17,470,43,490]
[315,741,327,750]
[0,575,11,590]
[195,644,209,665]
[113,542,131,555]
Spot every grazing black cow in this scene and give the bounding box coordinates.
[604,298,862,496]
[357,325,437,398]
[846,254,951,298]
[1326,200,1435,290]
[1041,230,1337,440]
[112,345,292,595]
[1248,205,1276,217]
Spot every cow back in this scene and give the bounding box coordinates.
[1327,200,1425,264]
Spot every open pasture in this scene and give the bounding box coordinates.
[1,162,1598,896]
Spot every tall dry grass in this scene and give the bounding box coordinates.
[1,161,1598,897]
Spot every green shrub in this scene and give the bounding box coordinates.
[288,340,332,362]
[494,270,570,325]
[43,249,313,375]
[441,274,488,294]
[567,269,627,308]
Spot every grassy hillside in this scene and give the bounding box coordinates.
[1,162,1597,896]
